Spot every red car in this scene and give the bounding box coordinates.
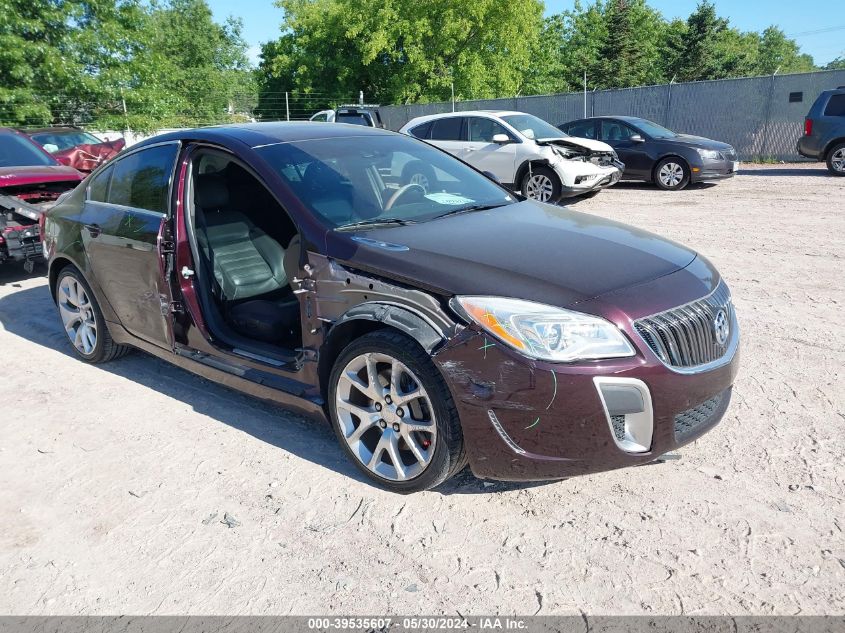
[24,126,125,173]
[0,128,83,271]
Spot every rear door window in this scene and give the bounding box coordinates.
[566,120,598,139]
[429,117,465,141]
[108,144,179,213]
[824,94,845,117]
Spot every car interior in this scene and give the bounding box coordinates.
[188,151,303,355]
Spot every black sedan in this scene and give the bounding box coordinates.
[558,116,739,191]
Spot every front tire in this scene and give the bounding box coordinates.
[654,157,690,190]
[826,142,845,176]
[55,266,129,363]
[521,165,562,203]
[328,330,465,493]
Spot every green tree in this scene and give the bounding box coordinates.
[258,0,544,106]
[756,26,815,74]
[597,0,667,88]
[675,0,729,81]
[825,56,845,70]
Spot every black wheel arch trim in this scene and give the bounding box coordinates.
[328,302,445,354]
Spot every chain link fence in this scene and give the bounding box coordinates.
[380,69,845,161]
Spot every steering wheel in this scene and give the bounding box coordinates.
[384,183,426,211]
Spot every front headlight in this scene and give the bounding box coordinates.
[697,148,723,160]
[452,296,635,362]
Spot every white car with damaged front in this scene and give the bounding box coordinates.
[398,110,624,203]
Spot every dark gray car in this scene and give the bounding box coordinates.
[797,87,845,176]
[559,116,738,191]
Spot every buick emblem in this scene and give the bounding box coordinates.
[713,309,729,345]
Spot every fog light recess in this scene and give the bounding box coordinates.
[593,377,653,453]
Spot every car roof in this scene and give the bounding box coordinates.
[400,110,529,128]
[131,121,397,151]
[23,126,85,135]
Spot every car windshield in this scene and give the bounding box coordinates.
[0,133,56,167]
[501,114,567,141]
[632,119,677,139]
[336,113,372,126]
[30,130,103,152]
[256,134,515,229]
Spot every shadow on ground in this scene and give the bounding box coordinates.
[738,167,833,177]
[0,279,545,495]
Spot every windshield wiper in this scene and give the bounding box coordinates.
[432,202,509,220]
[336,217,416,231]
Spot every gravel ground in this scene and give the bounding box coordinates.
[1,163,843,616]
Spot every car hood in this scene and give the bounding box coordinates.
[537,136,615,153]
[665,134,733,152]
[338,200,697,309]
[0,165,83,189]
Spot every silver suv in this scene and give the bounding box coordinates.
[399,111,623,202]
[797,86,845,175]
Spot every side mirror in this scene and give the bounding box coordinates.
[492,133,511,144]
[630,134,645,143]
[482,171,501,183]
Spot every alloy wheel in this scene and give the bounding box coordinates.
[335,352,437,482]
[831,148,845,173]
[58,276,97,355]
[658,162,685,188]
[526,174,554,201]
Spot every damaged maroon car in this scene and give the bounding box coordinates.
[1,128,83,272]
[24,126,125,173]
[43,123,739,492]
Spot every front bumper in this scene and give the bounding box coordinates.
[556,160,623,198]
[692,157,739,182]
[433,263,739,481]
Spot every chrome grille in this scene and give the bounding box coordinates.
[674,390,727,440]
[634,281,733,370]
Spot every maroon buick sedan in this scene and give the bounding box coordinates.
[42,123,739,492]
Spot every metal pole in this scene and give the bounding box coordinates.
[664,75,675,127]
[451,82,455,112]
[285,92,290,121]
[583,71,587,118]
[359,90,364,105]
[761,67,780,159]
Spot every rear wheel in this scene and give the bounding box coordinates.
[521,165,562,203]
[826,142,845,176]
[654,157,690,190]
[328,330,465,493]
[55,266,129,363]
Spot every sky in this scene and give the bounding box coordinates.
[206,0,845,67]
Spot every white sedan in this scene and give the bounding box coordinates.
[398,110,623,202]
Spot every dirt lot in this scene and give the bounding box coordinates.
[1,163,843,616]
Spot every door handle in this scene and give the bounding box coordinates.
[83,223,102,238]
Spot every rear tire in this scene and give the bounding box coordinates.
[54,266,129,363]
[826,142,845,176]
[654,157,690,190]
[521,165,562,203]
[328,330,465,493]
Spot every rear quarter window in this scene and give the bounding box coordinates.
[824,94,845,117]
[88,165,113,202]
[408,121,432,139]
